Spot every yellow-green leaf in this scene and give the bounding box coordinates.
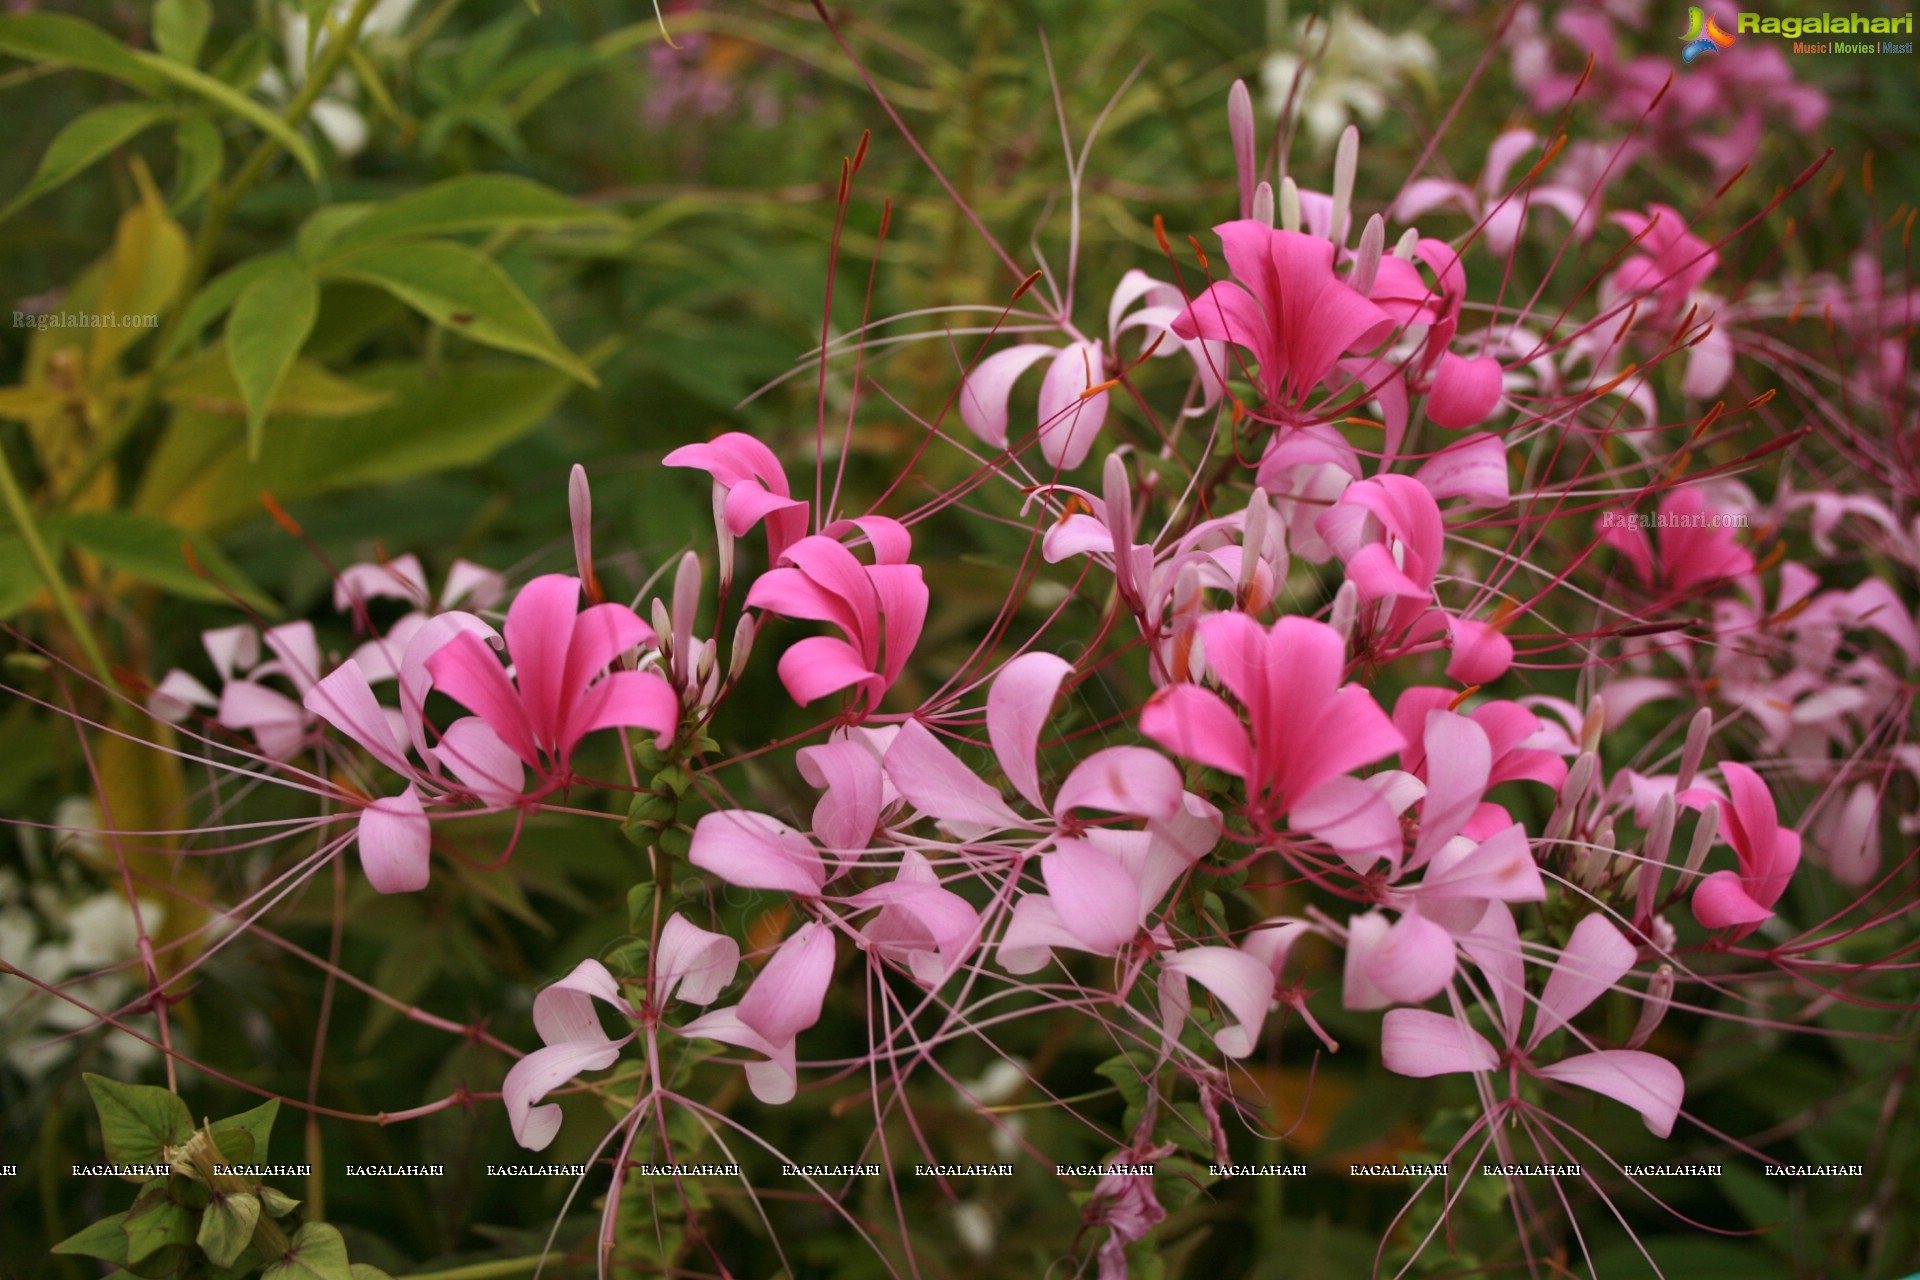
[170,114,222,210]
[163,350,394,420]
[131,49,320,180]
[93,165,189,371]
[0,103,173,225]
[321,240,596,385]
[225,258,318,456]
[262,1222,351,1280]
[0,13,163,88]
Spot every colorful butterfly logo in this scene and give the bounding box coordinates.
[1680,6,1737,62]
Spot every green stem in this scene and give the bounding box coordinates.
[0,443,112,684]
[58,0,387,507]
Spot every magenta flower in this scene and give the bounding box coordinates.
[1170,221,1395,420]
[1599,486,1755,592]
[744,519,928,712]
[664,431,810,567]
[1140,612,1405,863]
[426,573,679,774]
[1383,909,1685,1137]
[1687,762,1801,935]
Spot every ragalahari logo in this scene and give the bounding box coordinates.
[1680,6,1738,61]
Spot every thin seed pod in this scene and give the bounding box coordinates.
[1627,966,1676,1048]
[1676,708,1713,791]
[1330,125,1359,247]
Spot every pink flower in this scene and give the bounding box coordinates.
[1688,762,1801,936]
[1395,129,1595,256]
[664,431,810,567]
[1170,221,1396,419]
[744,519,927,712]
[425,574,679,774]
[677,921,836,1104]
[1599,486,1754,592]
[1382,908,1685,1137]
[152,622,327,761]
[502,915,740,1149]
[1140,613,1405,864]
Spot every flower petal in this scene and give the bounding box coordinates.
[1381,1007,1500,1077]
[1041,840,1141,955]
[987,652,1073,810]
[357,785,432,894]
[884,720,1023,830]
[658,914,741,1007]
[1536,1049,1684,1138]
[1162,946,1275,1058]
[959,344,1057,450]
[688,810,826,895]
[1528,914,1637,1050]
[737,921,834,1045]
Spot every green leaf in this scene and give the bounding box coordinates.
[161,253,299,364]
[53,1212,133,1263]
[262,1222,352,1280]
[130,50,320,180]
[197,1191,261,1268]
[627,882,655,934]
[84,1074,194,1168]
[321,240,596,385]
[217,1098,281,1160]
[0,534,43,619]
[137,360,578,532]
[171,115,222,210]
[318,174,623,254]
[0,14,163,88]
[225,258,318,456]
[153,0,211,65]
[259,1185,301,1218]
[163,349,395,420]
[349,1267,396,1280]
[47,511,276,611]
[210,1128,256,1167]
[0,103,173,224]
[124,1188,195,1263]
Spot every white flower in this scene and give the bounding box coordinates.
[1261,10,1436,151]
[257,0,422,159]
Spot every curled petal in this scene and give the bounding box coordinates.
[1536,1049,1684,1138]
[958,344,1057,450]
[658,914,741,1007]
[1036,341,1109,470]
[1529,914,1637,1050]
[1139,684,1253,779]
[987,652,1073,810]
[1162,946,1275,1058]
[1425,352,1505,429]
[1445,616,1515,685]
[1056,747,1183,821]
[1381,1007,1500,1077]
[884,720,1023,830]
[1343,909,1456,1011]
[1691,870,1775,931]
[996,894,1081,974]
[502,1037,629,1151]
[688,810,826,896]
[434,716,525,807]
[357,785,432,894]
[737,921,835,1045]
[1041,841,1141,955]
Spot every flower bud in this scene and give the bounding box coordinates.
[1351,214,1385,296]
[1637,792,1677,922]
[1580,695,1606,754]
[729,614,755,683]
[1392,226,1421,259]
[673,551,702,674]
[1329,579,1359,646]
[1252,180,1275,228]
[1330,125,1359,247]
[1678,802,1720,890]
[1280,177,1302,234]
[1676,706,1713,791]
[1626,965,1675,1048]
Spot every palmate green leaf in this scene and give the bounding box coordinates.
[124,1188,195,1263]
[153,0,211,66]
[321,240,597,385]
[83,1075,194,1169]
[225,257,319,457]
[262,1222,352,1280]
[46,511,276,611]
[53,1211,133,1264]
[197,1190,261,1269]
[313,174,624,255]
[0,102,173,224]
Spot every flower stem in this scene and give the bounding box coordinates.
[0,445,111,684]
